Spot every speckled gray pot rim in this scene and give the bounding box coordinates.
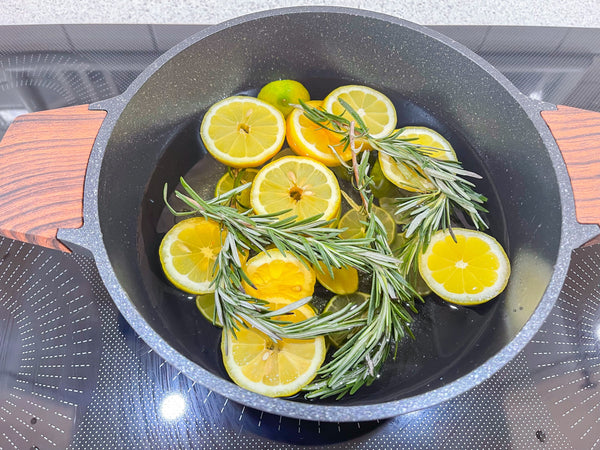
[58,6,600,422]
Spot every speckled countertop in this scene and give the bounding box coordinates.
[1,0,599,26]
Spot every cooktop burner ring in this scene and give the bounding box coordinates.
[0,239,102,449]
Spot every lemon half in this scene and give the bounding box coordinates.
[379,126,456,192]
[418,228,510,305]
[200,96,285,168]
[323,85,397,139]
[222,298,326,397]
[250,156,341,222]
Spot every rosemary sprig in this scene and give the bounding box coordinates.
[298,98,488,274]
[163,180,402,343]
[304,214,419,398]
[299,98,487,398]
[303,108,419,399]
[376,132,487,273]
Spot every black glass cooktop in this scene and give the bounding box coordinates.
[1,24,600,449]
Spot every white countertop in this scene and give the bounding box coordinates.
[1,0,599,27]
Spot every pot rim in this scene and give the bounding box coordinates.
[58,6,598,421]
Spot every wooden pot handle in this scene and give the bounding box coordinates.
[0,105,106,253]
[541,105,600,245]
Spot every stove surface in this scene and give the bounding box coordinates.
[1,24,600,449]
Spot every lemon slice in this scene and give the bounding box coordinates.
[323,292,369,347]
[159,217,226,294]
[315,261,359,295]
[196,293,222,327]
[379,127,457,192]
[323,85,396,139]
[286,100,352,166]
[250,156,341,221]
[257,79,311,117]
[222,297,326,397]
[200,96,286,168]
[214,169,258,211]
[242,248,316,301]
[338,205,396,245]
[418,228,511,305]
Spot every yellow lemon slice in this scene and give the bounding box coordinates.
[378,127,457,192]
[159,217,225,294]
[200,96,286,168]
[214,169,258,211]
[250,156,341,222]
[242,248,316,301]
[315,261,359,295]
[222,297,326,397]
[338,205,396,245]
[286,100,353,166]
[323,292,370,347]
[418,228,511,305]
[322,85,397,139]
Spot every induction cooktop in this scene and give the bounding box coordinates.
[1,23,600,449]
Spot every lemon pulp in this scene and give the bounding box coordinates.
[222,298,326,397]
[200,96,286,168]
[159,217,226,294]
[250,155,341,222]
[418,228,511,305]
[242,249,316,301]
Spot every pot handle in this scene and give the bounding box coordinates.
[541,105,600,246]
[0,105,107,253]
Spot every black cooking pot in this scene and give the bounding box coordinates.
[1,7,599,422]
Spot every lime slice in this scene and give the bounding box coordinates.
[390,232,432,296]
[196,293,222,327]
[339,205,396,245]
[257,79,311,117]
[378,197,411,225]
[370,158,397,198]
[323,292,370,347]
[214,169,258,211]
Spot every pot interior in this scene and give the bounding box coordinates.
[96,10,562,408]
